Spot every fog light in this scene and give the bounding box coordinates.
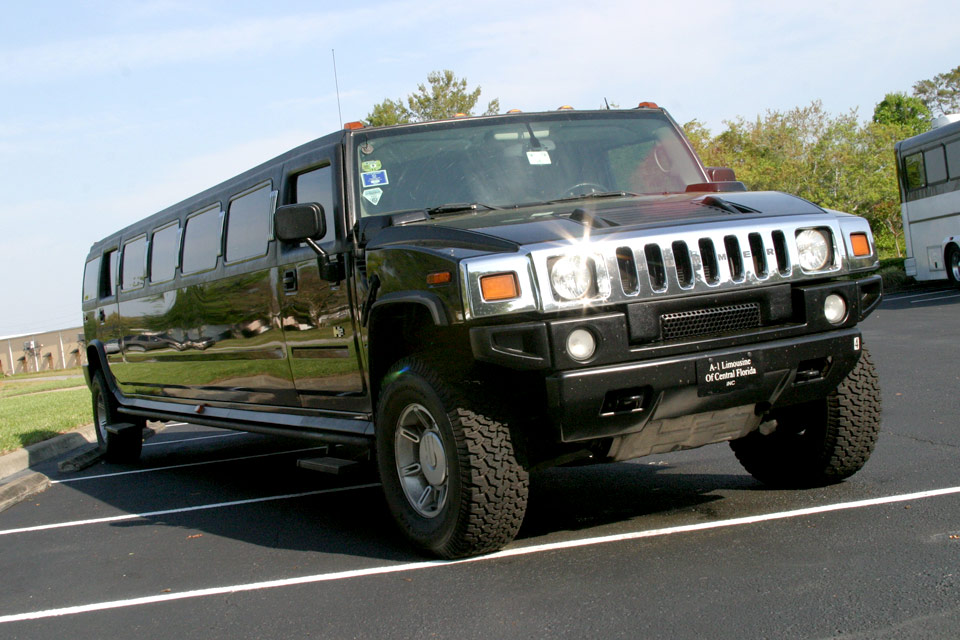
[824,294,847,324]
[566,328,596,361]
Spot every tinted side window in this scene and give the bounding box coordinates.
[150,223,180,283]
[101,249,118,298]
[83,256,101,302]
[182,206,221,274]
[121,236,147,291]
[295,165,334,240]
[946,139,960,180]
[904,152,926,190]
[226,184,273,262]
[925,146,947,184]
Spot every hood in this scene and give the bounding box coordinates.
[362,191,827,252]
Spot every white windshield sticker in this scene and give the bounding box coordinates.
[362,188,383,205]
[526,150,551,165]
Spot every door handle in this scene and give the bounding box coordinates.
[282,269,298,292]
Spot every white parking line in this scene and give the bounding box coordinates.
[886,289,953,301]
[0,483,381,537]
[1,485,958,624]
[50,446,329,484]
[143,431,248,447]
[911,293,960,304]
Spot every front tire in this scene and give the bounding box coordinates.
[375,358,529,558]
[731,346,881,487]
[90,370,142,463]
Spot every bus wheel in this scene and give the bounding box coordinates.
[730,347,881,488]
[375,357,529,559]
[90,371,143,463]
[947,244,960,286]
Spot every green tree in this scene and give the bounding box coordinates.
[873,92,931,136]
[684,102,913,258]
[365,70,499,126]
[912,65,960,117]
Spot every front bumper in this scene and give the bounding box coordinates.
[545,328,862,442]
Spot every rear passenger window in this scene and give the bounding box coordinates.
[150,223,180,283]
[295,165,334,240]
[226,183,274,262]
[101,249,118,298]
[903,152,926,190]
[924,146,947,184]
[946,139,960,180]
[121,236,147,291]
[83,256,101,302]
[182,206,222,274]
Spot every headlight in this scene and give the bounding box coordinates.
[550,255,595,300]
[795,229,832,271]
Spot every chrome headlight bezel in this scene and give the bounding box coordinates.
[795,228,833,272]
[547,253,612,302]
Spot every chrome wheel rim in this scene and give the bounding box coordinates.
[95,392,109,444]
[394,403,448,518]
[950,250,960,281]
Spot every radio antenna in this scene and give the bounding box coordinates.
[332,49,343,128]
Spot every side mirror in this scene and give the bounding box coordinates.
[275,203,326,243]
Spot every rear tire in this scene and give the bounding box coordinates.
[375,357,529,558]
[946,244,960,287]
[90,370,142,463]
[731,346,881,487]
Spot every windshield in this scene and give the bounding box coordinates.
[351,111,706,217]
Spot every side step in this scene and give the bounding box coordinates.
[105,423,142,436]
[297,457,362,475]
[297,444,371,476]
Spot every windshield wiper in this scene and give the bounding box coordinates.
[545,191,638,204]
[425,202,501,216]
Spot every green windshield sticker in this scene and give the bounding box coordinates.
[361,160,382,172]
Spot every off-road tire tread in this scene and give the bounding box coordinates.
[731,346,881,487]
[378,357,529,558]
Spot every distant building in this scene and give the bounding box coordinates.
[0,327,85,376]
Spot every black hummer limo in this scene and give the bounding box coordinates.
[82,104,882,558]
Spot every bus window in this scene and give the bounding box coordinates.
[150,222,180,283]
[121,236,147,291]
[182,206,221,274]
[946,140,960,180]
[226,183,273,262]
[924,147,947,184]
[83,256,101,302]
[903,152,926,190]
[294,165,334,240]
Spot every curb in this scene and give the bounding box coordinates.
[0,470,50,513]
[0,424,97,481]
[0,424,98,514]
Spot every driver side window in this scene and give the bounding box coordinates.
[294,165,335,241]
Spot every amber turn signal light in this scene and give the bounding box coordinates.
[480,273,520,301]
[850,232,871,257]
[426,271,452,285]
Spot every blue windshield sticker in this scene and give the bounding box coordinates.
[361,170,389,188]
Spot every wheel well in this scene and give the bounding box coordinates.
[367,302,466,406]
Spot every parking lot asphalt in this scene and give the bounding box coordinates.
[1,288,958,639]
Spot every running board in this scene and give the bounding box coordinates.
[297,457,362,475]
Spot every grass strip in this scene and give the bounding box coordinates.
[0,388,92,455]
[0,379,86,399]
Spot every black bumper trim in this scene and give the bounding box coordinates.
[546,328,863,442]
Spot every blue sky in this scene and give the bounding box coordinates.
[1,0,958,337]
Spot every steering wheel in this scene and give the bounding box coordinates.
[561,182,608,198]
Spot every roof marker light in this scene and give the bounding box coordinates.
[344,121,365,130]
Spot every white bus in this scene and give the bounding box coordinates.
[895,115,960,284]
